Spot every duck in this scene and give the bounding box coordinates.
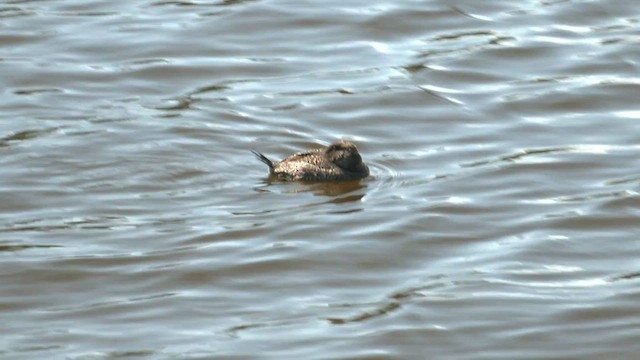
[252,140,369,181]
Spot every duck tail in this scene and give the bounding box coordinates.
[251,150,275,174]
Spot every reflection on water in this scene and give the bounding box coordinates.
[2,0,640,359]
[256,177,367,198]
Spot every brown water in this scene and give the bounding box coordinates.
[2,0,640,359]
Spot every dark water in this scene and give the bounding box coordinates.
[2,0,640,359]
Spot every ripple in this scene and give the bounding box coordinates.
[535,190,639,204]
[609,271,640,282]
[327,301,401,325]
[614,110,640,119]
[460,147,571,168]
[13,88,63,95]
[0,244,62,252]
[0,128,58,147]
[485,276,609,289]
[367,161,400,182]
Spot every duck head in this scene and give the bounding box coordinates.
[325,140,367,173]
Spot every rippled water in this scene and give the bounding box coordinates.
[2,0,640,359]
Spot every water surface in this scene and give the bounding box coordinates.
[2,0,640,359]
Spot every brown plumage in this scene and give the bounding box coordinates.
[252,140,370,181]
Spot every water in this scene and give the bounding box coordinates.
[2,0,640,359]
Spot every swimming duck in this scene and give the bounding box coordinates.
[252,140,369,181]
